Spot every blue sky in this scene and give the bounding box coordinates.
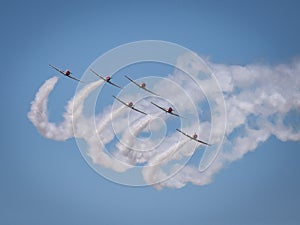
[1,0,300,224]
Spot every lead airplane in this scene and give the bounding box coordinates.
[124,75,159,96]
[113,96,147,115]
[176,128,210,146]
[49,64,81,82]
[90,69,122,89]
[150,102,184,118]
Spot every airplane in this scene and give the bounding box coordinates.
[113,95,147,115]
[124,75,159,96]
[90,69,122,89]
[176,128,210,146]
[49,64,81,82]
[150,101,184,118]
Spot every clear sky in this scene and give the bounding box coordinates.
[1,0,300,224]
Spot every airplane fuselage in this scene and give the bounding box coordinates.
[65,70,71,76]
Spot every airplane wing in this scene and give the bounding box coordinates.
[195,139,211,146]
[113,96,147,115]
[170,111,185,119]
[90,69,107,81]
[108,81,122,89]
[112,95,129,107]
[176,129,210,146]
[142,87,159,96]
[125,75,159,96]
[150,101,167,112]
[125,75,141,86]
[132,107,147,115]
[151,102,184,118]
[67,75,82,82]
[91,69,122,89]
[176,129,191,138]
[50,64,81,82]
[49,64,64,74]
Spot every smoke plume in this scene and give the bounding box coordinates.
[28,55,300,189]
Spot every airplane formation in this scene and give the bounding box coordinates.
[49,64,210,146]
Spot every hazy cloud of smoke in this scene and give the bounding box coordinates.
[28,78,103,141]
[156,56,300,189]
[28,54,300,189]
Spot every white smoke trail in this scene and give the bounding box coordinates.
[142,139,191,186]
[28,55,300,189]
[28,77,103,141]
[154,57,300,189]
[28,77,63,140]
[83,106,134,172]
[94,105,126,144]
[114,115,154,164]
[114,112,166,165]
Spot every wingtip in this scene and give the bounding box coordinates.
[202,142,211,146]
[90,69,98,74]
